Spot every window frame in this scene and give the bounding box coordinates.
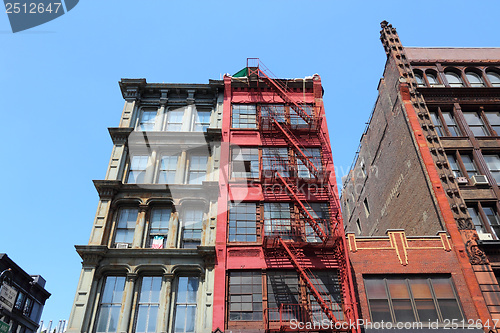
[364,275,464,324]
[444,70,464,88]
[165,108,185,131]
[126,155,150,184]
[228,202,258,243]
[132,276,162,333]
[467,202,500,239]
[186,154,208,185]
[147,207,172,249]
[228,271,263,321]
[172,276,199,333]
[446,151,478,182]
[113,208,139,247]
[137,108,158,131]
[465,70,485,87]
[157,154,179,184]
[95,276,126,333]
[462,111,490,137]
[231,104,258,129]
[180,206,204,248]
[231,147,260,180]
[428,107,462,137]
[486,69,500,87]
[192,109,212,132]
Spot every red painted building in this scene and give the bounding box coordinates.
[212,60,359,332]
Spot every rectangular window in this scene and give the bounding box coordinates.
[262,148,289,178]
[166,110,184,131]
[461,155,478,178]
[127,156,149,184]
[231,147,259,179]
[264,203,291,239]
[135,277,161,333]
[181,208,203,248]
[114,208,138,246]
[468,207,488,234]
[363,198,370,217]
[484,155,500,184]
[229,271,263,321]
[232,104,257,129]
[290,105,313,129]
[228,203,257,242]
[309,271,343,322]
[174,277,198,333]
[267,271,300,322]
[297,148,322,179]
[429,112,444,136]
[96,276,125,333]
[158,155,178,184]
[149,208,171,249]
[188,155,208,184]
[139,109,157,131]
[447,154,463,178]
[469,204,500,238]
[23,298,33,316]
[260,104,286,130]
[442,112,461,136]
[15,291,25,310]
[463,112,489,136]
[364,276,463,323]
[305,203,329,242]
[485,112,500,135]
[193,110,211,132]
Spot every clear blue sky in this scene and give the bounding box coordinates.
[1,0,500,325]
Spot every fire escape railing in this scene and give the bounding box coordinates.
[242,59,357,331]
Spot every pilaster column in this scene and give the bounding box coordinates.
[132,205,148,248]
[118,273,138,333]
[157,273,174,333]
[144,149,157,184]
[177,151,188,184]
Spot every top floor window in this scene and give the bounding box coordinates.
[414,73,426,87]
[445,71,464,87]
[426,72,440,87]
[166,109,184,131]
[232,104,257,129]
[139,109,157,131]
[465,71,485,87]
[194,110,211,132]
[487,70,500,87]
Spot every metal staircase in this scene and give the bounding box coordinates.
[244,59,358,332]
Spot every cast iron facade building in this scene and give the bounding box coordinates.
[342,21,500,329]
[67,79,223,333]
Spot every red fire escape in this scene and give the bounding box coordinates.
[245,59,359,332]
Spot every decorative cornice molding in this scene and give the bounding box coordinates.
[108,127,134,145]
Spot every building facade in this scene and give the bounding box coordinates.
[342,21,500,329]
[68,61,357,332]
[67,79,223,333]
[0,253,50,333]
[212,61,358,332]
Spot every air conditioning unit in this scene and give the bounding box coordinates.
[456,176,468,184]
[115,243,129,249]
[471,175,489,186]
[477,233,494,241]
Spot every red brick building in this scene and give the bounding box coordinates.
[212,60,359,332]
[342,21,500,331]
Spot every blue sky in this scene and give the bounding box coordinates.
[1,0,500,325]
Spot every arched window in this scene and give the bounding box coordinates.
[487,70,500,87]
[445,71,464,87]
[414,72,426,87]
[465,71,484,87]
[426,72,439,87]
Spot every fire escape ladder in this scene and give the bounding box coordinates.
[275,172,328,242]
[270,117,321,179]
[254,65,314,126]
[277,237,339,325]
